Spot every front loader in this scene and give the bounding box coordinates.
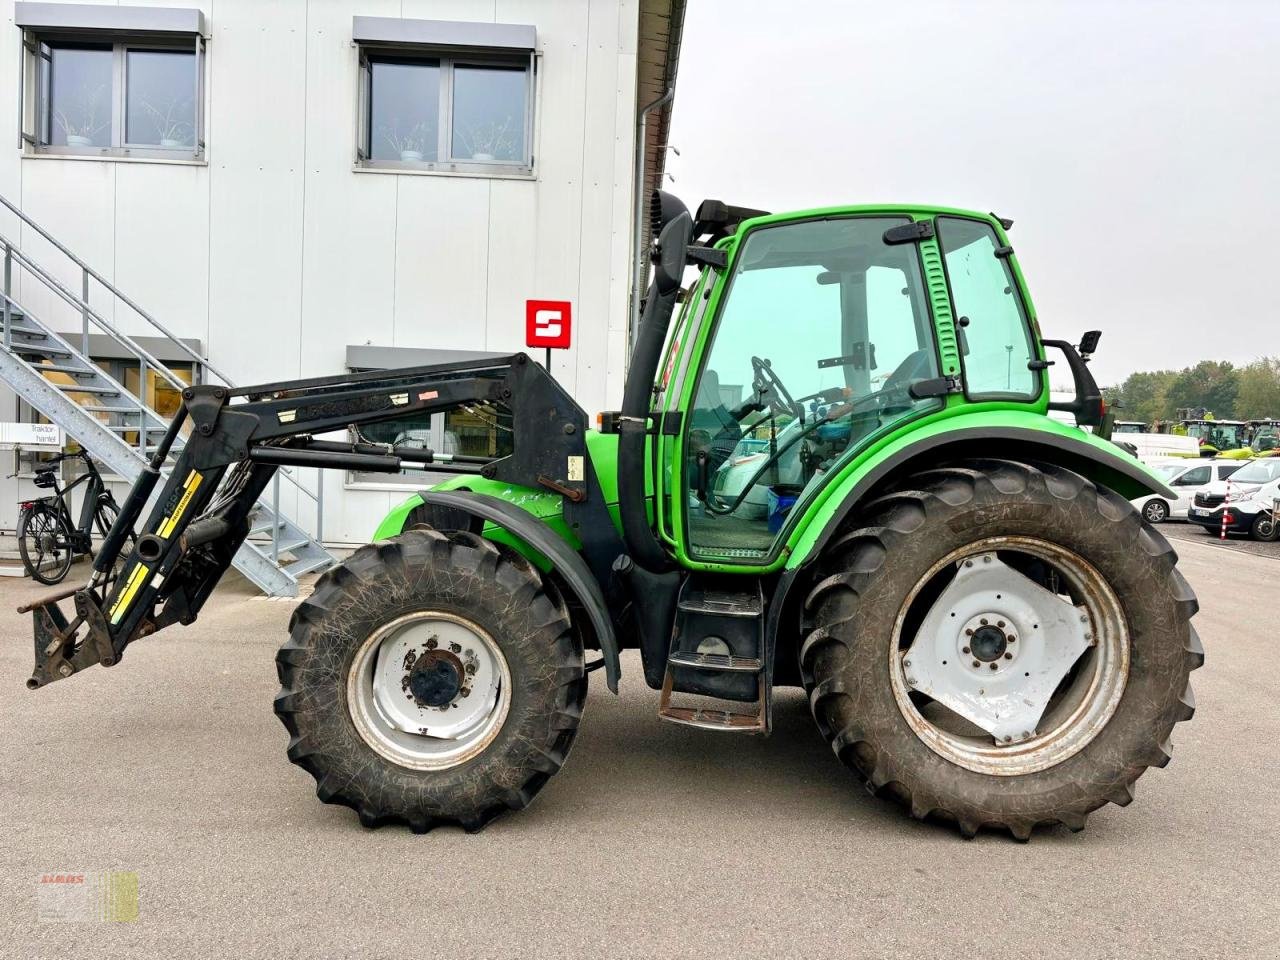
[21,193,1201,839]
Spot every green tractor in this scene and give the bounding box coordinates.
[24,195,1200,840]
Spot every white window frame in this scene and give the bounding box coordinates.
[20,29,206,162]
[355,45,536,178]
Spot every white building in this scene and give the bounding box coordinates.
[0,0,683,586]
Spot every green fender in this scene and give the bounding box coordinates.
[786,409,1175,569]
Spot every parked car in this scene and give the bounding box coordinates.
[1132,459,1249,523]
[1186,457,1280,541]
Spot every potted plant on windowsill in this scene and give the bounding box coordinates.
[381,120,434,163]
[54,85,109,148]
[139,97,194,149]
[456,117,518,163]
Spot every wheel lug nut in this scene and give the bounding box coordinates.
[965,628,974,637]
[989,663,998,671]
[980,619,989,626]
[1004,652,1013,660]
[1008,636,1016,643]
[997,620,1005,628]
[972,660,980,668]
[962,646,971,654]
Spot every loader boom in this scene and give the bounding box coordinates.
[24,353,606,689]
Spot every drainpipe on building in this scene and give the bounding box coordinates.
[628,88,675,362]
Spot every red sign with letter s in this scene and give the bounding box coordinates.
[525,300,572,349]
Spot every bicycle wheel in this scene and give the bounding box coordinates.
[18,503,74,585]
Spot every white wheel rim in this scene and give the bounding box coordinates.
[347,611,511,771]
[889,537,1129,776]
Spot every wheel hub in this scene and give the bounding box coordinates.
[406,649,464,707]
[968,623,1008,662]
[901,552,1094,744]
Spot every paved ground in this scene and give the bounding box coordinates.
[1,537,1277,960]
[1161,516,1280,560]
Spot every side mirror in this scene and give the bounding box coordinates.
[1078,330,1102,357]
[653,212,693,296]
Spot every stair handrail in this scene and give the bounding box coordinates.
[0,195,327,559]
[2,235,189,397]
[0,193,232,385]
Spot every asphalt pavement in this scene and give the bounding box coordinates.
[1,536,1277,959]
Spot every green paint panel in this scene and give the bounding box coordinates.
[919,235,960,377]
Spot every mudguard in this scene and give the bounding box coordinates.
[415,490,621,693]
[788,420,1176,569]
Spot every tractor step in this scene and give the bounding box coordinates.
[658,704,765,732]
[666,651,762,672]
[658,578,769,734]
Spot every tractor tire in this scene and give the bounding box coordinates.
[275,528,587,832]
[1249,512,1279,542]
[800,459,1201,840]
[1141,498,1169,523]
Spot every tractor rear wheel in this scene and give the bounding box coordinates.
[800,459,1202,839]
[275,528,587,831]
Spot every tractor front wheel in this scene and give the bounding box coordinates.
[800,459,1202,839]
[275,528,587,831]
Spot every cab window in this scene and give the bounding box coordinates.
[937,217,1038,400]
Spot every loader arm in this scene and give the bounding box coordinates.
[23,352,615,689]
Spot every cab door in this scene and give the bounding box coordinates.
[677,215,944,565]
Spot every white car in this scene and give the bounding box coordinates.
[1186,457,1280,541]
[1132,459,1249,523]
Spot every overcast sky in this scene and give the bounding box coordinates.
[665,0,1279,387]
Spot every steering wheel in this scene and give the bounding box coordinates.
[751,356,802,424]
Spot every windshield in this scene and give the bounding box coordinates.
[1230,459,1280,484]
[1153,463,1184,479]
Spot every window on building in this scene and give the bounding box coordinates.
[17,4,207,159]
[354,17,536,175]
[348,407,514,486]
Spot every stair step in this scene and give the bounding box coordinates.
[52,382,119,395]
[249,520,285,536]
[104,426,166,436]
[274,537,312,555]
[667,651,762,673]
[6,324,47,339]
[83,404,143,414]
[282,554,333,579]
[658,705,765,732]
[16,345,73,359]
[36,363,96,376]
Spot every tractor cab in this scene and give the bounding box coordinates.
[1247,419,1280,452]
[651,206,1045,565]
[1179,419,1246,454]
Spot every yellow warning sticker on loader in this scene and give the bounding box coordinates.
[158,470,203,539]
[108,563,150,625]
[107,470,202,626]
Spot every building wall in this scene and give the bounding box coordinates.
[0,0,640,542]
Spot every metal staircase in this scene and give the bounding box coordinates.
[0,193,333,596]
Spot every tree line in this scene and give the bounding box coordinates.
[1100,358,1280,425]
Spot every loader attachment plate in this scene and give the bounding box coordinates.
[24,588,119,689]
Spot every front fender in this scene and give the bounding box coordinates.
[382,490,621,693]
[786,411,1175,570]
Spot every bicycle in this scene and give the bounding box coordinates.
[15,450,135,585]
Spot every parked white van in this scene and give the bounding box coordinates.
[1132,459,1250,523]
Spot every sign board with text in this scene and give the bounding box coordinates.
[525,300,572,350]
